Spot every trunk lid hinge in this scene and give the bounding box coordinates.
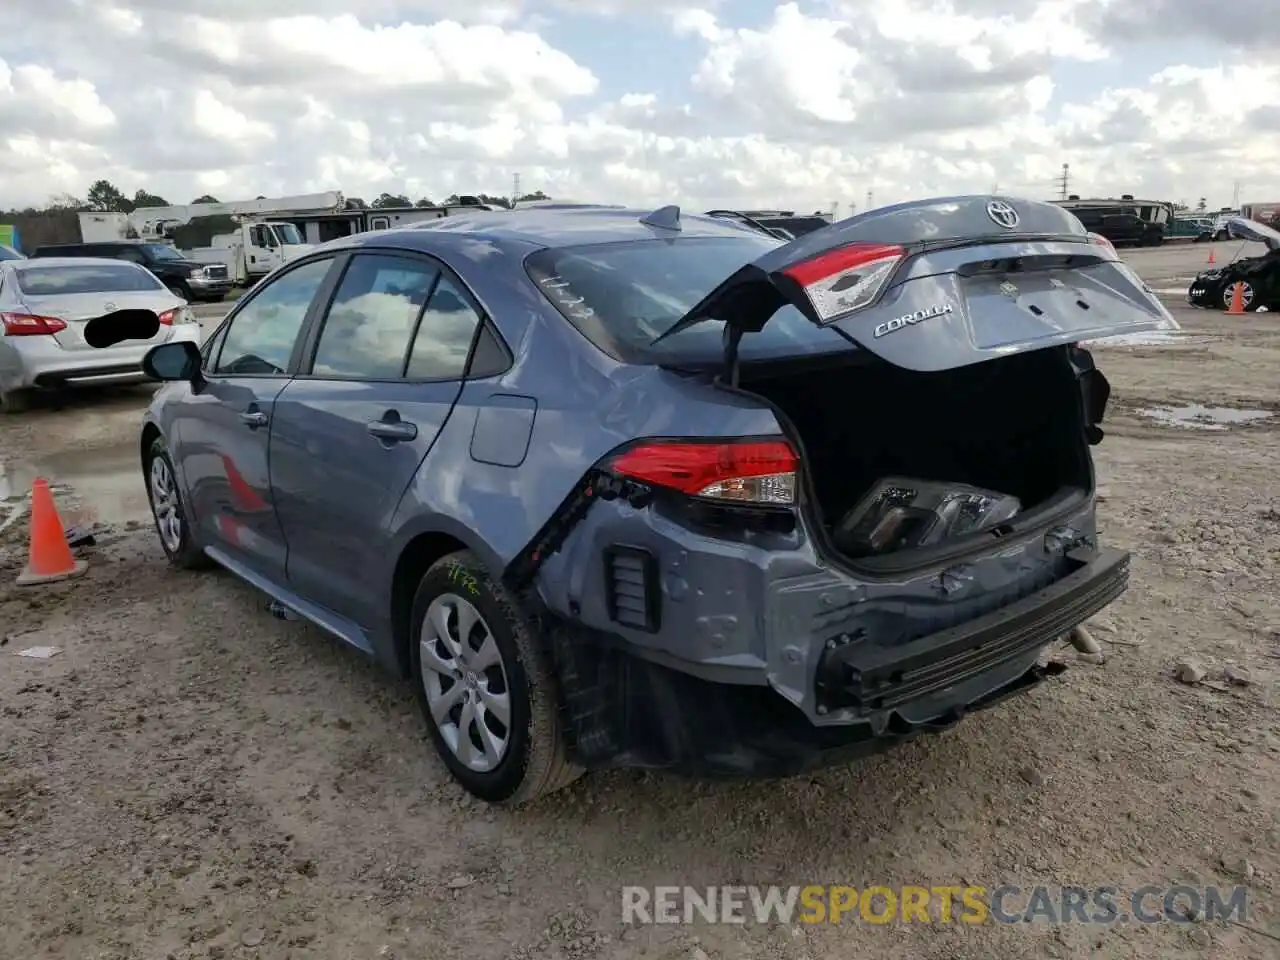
[721,323,745,387]
[1069,344,1110,445]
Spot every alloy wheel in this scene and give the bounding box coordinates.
[149,456,184,553]
[1223,282,1254,309]
[419,593,512,773]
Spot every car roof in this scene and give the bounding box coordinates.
[38,240,139,247]
[10,256,149,269]
[317,206,770,255]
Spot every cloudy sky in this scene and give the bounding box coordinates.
[2,0,1278,213]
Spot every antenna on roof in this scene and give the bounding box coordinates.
[640,205,681,231]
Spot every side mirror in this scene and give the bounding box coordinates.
[142,340,203,382]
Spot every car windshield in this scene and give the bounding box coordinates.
[273,224,303,245]
[142,244,188,261]
[15,263,163,295]
[525,236,853,365]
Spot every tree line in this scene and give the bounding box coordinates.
[1,179,551,218]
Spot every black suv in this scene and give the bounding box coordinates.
[29,241,232,302]
[1069,208,1164,248]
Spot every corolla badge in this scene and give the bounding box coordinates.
[873,302,954,338]
[986,200,1020,229]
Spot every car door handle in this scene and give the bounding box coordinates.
[367,420,418,442]
[239,411,268,428]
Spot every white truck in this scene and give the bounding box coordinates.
[78,192,345,285]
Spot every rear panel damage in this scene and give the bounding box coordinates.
[514,455,1122,773]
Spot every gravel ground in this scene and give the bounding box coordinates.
[1,261,1277,959]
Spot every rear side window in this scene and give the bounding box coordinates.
[524,236,852,364]
[404,276,483,380]
[14,263,162,295]
[310,254,440,379]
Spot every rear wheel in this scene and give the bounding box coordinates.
[144,437,211,569]
[0,387,31,414]
[410,550,582,804]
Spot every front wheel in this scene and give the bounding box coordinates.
[410,550,582,804]
[144,437,212,569]
[1222,281,1256,311]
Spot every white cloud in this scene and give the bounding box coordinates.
[0,0,1279,214]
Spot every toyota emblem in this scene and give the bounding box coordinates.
[986,200,1020,229]
[103,301,116,311]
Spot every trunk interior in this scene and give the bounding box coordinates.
[740,346,1091,564]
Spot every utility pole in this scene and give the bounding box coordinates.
[865,189,873,210]
[1232,180,1241,209]
[1054,163,1070,200]
[512,172,521,207]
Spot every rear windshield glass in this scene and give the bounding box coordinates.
[15,263,163,296]
[142,244,189,261]
[524,237,852,364]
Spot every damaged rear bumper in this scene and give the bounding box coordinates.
[548,545,1129,778]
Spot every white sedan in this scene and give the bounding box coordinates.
[0,257,201,413]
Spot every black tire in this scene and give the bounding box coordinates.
[0,388,31,414]
[166,282,191,301]
[143,437,212,569]
[409,550,582,804]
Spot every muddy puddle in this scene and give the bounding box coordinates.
[0,442,147,526]
[1136,403,1273,431]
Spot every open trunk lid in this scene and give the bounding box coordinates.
[1224,216,1280,251]
[656,195,1179,373]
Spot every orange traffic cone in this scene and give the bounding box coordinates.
[1207,247,1216,264]
[1227,282,1246,315]
[16,478,88,586]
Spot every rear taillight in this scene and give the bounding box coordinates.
[1087,232,1118,260]
[781,243,905,324]
[158,309,177,325]
[1,312,67,336]
[607,439,798,505]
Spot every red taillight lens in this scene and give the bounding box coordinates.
[608,439,799,505]
[157,309,176,325]
[1087,232,1117,260]
[781,243,905,324]
[1,312,67,336]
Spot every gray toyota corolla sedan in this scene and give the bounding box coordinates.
[132,197,1176,804]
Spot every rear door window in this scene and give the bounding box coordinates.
[309,253,441,379]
